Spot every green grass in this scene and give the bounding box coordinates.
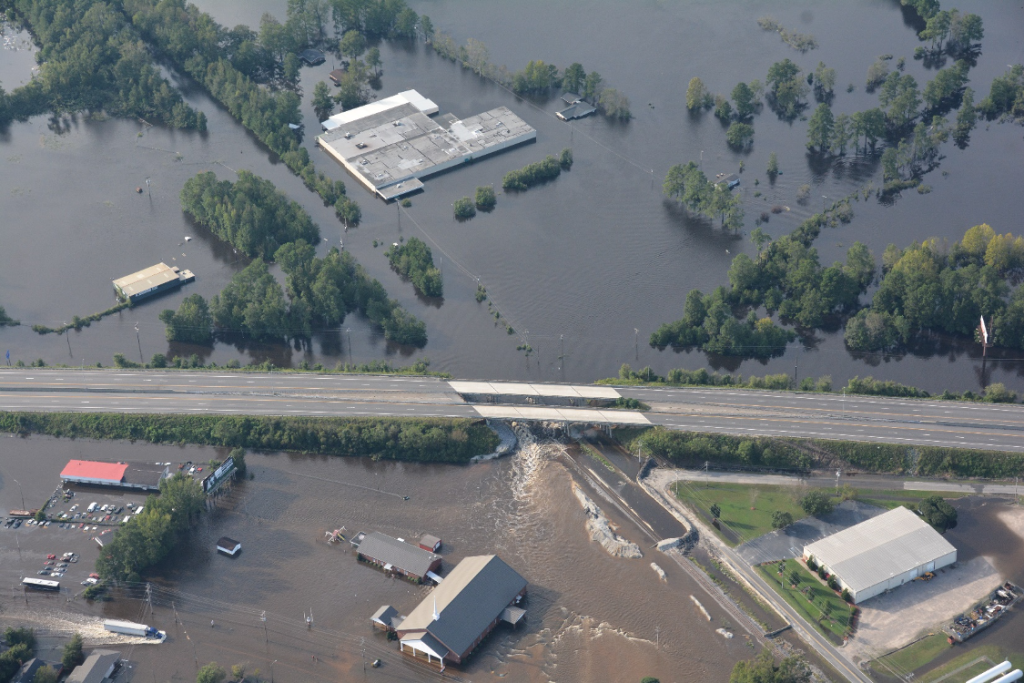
[916,644,1024,683]
[579,442,616,472]
[673,481,807,546]
[875,634,954,676]
[859,488,969,510]
[756,558,854,644]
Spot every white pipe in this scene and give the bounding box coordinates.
[990,671,1023,683]
[967,662,1014,683]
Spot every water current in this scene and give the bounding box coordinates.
[1,1,1024,392]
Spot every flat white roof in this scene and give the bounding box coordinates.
[321,89,438,130]
[473,405,649,425]
[804,506,956,594]
[113,263,179,298]
[449,381,620,399]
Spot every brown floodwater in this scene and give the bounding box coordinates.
[2,2,1024,393]
[1,434,770,683]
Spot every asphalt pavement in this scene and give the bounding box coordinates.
[1,370,1023,453]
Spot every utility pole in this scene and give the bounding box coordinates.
[346,328,352,364]
[634,328,639,360]
[704,461,710,489]
[261,610,268,645]
[64,325,72,357]
[172,602,180,625]
[13,479,25,512]
[794,364,798,388]
[842,388,846,419]
[146,582,152,615]
[397,202,401,230]
[146,177,151,196]
[361,638,366,675]
[270,660,277,683]
[655,625,660,650]
[136,323,144,363]
[559,334,564,371]
[835,468,841,491]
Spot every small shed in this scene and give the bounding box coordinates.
[216,537,242,556]
[371,605,402,632]
[299,49,325,66]
[329,69,346,85]
[716,173,740,189]
[419,534,442,553]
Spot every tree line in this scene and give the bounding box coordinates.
[502,151,571,191]
[169,171,425,346]
[429,35,631,121]
[96,473,205,582]
[663,162,743,230]
[1,0,206,129]
[0,411,501,465]
[844,223,1024,352]
[385,237,443,298]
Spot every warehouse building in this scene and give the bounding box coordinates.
[112,263,194,303]
[397,554,527,669]
[317,89,535,200]
[60,460,169,491]
[803,506,957,603]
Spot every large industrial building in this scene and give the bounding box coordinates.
[317,89,536,200]
[113,263,194,303]
[803,506,957,603]
[60,460,169,491]
[396,554,527,668]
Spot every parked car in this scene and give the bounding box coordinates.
[37,570,50,576]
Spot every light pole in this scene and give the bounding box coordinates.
[135,323,143,363]
[822,195,827,213]
[270,660,277,683]
[346,328,352,364]
[634,328,639,360]
[12,478,25,511]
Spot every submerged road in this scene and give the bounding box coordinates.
[1,370,1023,452]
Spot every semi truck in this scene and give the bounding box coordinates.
[103,619,167,642]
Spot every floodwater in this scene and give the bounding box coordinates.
[0,433,772,683]
[2,1,1024,392]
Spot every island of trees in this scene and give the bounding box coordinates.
[503,150,572,191]
[385,238,443,298]
[180,171,321,258]
[663,162,743,230]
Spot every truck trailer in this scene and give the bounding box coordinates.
[103,619,167,642]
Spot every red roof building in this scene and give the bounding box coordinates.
[60,460,129,485]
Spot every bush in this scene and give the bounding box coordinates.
[841,588,852,602]
[385,237,443,297]
[806,556,818,571]
[453,197,476,219]
[983,383,1017,403]
[771,510,794,529]
[559,147,574,169]
[726,122,754,147]
[919,495,958,532]
[502,156,561,191]
[800,490,835,516]
[475,186,496,211]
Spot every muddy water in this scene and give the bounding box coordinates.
[0,434,761,682]
[2,2,1024,392]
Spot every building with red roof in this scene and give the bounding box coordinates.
[60,460,168,491]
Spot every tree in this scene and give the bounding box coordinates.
[210,259,289,340]
[710,503,722,519]
[800,490,835,516]
[339,30,366,59]
[732,82,755,119]
[365,47,381,77]
[829,113,851,155]
[335,197,361,227]
[32,665,57,683]
[196,663,227,683]
[640,678,661,683]
[919,496,958,532]
[559,148,574,169]
[419,15,434,42]
[953,87,976,146]
[813,61,836,97]
[283,52,300,82]
[806,103,834,151]
[686,77,710,110]
[767,152,779,178]
[231,664,247,681]
[772,510,794,529]
[453,197,476,219]
[841,588,852,602]
[789,569,800,586]
[311,81,333,122]
[393,8,418,38]
[726,122,754,147]
[766,59,807,118]
[598,88,631,120]
[751,227,773,255]
[475,186,496,211]
[563,63,586,95]
[730,649,810,683]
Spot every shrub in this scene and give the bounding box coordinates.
[771,510,794,529]
[806,556,818,571]
[841,588,852,602]
[502,156,561,191]
[800,490,835,516]
[453,197,476,219]
[475,186,496,211]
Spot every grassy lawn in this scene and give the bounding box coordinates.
[916,644,1024,683]
[673,481,807,546]
[756,558,854,644]
[874,634,954,677]
[857,488,970,510]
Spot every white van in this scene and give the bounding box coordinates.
[134,506,144,515]
[87,502,98,513]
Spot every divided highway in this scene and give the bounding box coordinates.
[1,369,1023,452]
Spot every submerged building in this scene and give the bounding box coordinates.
[113,263,194,303]
[397,554,526,668]
[317,89,536,200]
[803,506,957,603]
[60,460,169,491]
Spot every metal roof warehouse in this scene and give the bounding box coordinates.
[397,554,527,668]
[803,506,957,603]
[60,460,169,491]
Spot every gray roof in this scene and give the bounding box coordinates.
[371,605,401,628]
[804,506,957,594]
[66,650,120,683]
[399,555,527,659]
[357,532,440,577]
[112,263,180,299]
[14,659,56,683]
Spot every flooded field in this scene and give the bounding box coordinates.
[0,433,771,683]
[1,2,1024,392]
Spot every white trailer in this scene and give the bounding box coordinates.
[103,619,167,642]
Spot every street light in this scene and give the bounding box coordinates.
[12,478,25,511]
[270,660,278,683]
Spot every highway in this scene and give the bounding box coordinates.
[1,370,1023,452]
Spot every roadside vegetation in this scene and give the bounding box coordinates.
[872,633,953,680]
[622,427,1024,479]
[385,237,443,298]
[757,559,856,644]
[0,412,500,463]
[915,644,1024,683]
[730,648,811,683]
